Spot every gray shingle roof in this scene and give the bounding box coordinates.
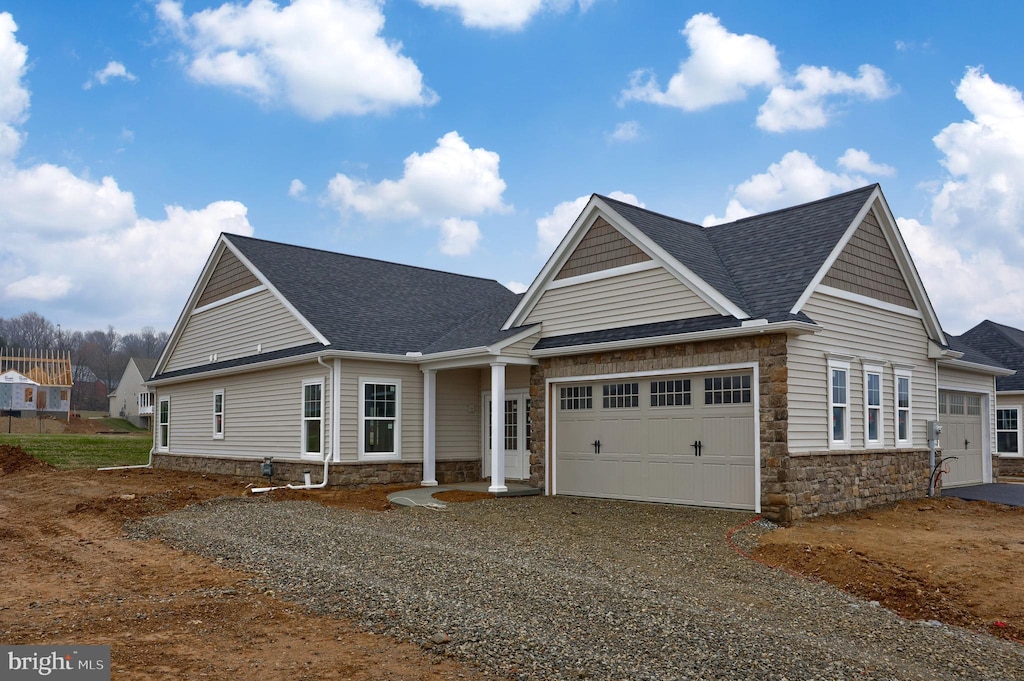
[133,358,159,381]
[226,235,519,355]
[599,185,878,320]
[957,320,1024,390]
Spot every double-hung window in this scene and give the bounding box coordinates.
[302,379,324,457]
[212,389,225,439]
[894,368,912,446]
[997,408,1021,455]
[864,365,883,446]
[158,396,170,451]
[360,379,401,459]
[828,359,850,447]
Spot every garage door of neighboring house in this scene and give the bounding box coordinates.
[938,390,984,487]
[554,371,757,510]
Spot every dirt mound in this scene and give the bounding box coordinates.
[70,487,221,521]
[0,444,54,475]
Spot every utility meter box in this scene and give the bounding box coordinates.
[926,420,942,447]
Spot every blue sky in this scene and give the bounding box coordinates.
[1,1,1023,336]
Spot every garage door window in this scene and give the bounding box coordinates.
[704,374,751,406]
[602,382,639,409]
[560,386,592,410]
[966,395,981,416]
[997,408,1020,455]
[949,394,964,415]
[650,379,691,407]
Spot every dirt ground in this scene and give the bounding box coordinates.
[0,444,490,680]
[3,443,1023,679]
[754,496,1024,643]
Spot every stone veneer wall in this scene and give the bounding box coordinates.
[153,453,480,486]
[997,456,1024,477]
[529,333,933,523]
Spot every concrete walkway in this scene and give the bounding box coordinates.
[387,481,541,508]
[942,482,1024,506]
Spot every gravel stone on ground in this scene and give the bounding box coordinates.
[131,495,1024,681]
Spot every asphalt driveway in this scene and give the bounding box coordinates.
[134,495,1024,681]
[943,483,1024,506]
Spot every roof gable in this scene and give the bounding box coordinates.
[820,210,916,309]
[554,217,651,280]
[196,248,261,308]
[960,320,1024,390]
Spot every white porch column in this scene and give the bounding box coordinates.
[489,362,507,493]
[421,369,438,486]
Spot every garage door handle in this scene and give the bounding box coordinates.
[965,438,969,449]
[592,440,601,454]
[692,440,702,457]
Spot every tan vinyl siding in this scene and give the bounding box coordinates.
[159,362,331,460]
[196,249,261,308]
[165,289,317,372]
[436,368,480,461]
[339,360,422,462]
[788,291,937,452]
[938,366,997,457]
[525,266,718,338]
[480,365,531,391]
[497,333,540,358]
[555,217,651,280]
[821,211,917,309]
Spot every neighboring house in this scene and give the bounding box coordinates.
[0,348,73,418]
[955,320,1024,478]
[148,184,1009,522]
[108,357,158,428]
[71,365,109,412]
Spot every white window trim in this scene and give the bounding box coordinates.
[895,367,912,446]
[863,364,884,447]
[358,377,402,461]
[212,389,225,440]
[996,406,1022,457]
[157,396,170,452]
[828,359,851,448]
[301,378,324,459]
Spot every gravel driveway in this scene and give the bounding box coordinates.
[133,495,1024,681]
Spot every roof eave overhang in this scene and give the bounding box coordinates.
[529,320,818,359]
[937,358,1016,377]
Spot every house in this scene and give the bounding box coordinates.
[148,184,1010,522]
[0,348,72,418]
[108,357,159,428]
[954,320,1024,478]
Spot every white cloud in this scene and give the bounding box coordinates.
[505,280,528,293]
[620,13,893,132]
[837,148,895,176]
[438,217,480,256]
[417,0,593,30]
[0,14,254,329]
[536,191,643,255]
[327,131,509,222]
[896,68,1024,333]
[703,150,867,225]
[608,120,641,143]
[757,64,894,132]
[621,13,780,111]
[83,60,137,90]
[157,0,436,119]
[288,178,306,198]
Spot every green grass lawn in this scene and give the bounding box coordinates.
[0,432,152,469]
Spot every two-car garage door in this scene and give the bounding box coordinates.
[554,371,757,510]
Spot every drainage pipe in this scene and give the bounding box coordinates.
[98,444,155,471]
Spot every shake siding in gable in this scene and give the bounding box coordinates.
[160,362,331,459]
[788,291,936,452]
[339,359,423,463]
[524,267,718,338]
[165,289,317,372]
[436,368,480,461]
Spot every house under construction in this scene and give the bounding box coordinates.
[0,348,73,418]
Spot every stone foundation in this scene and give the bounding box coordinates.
[153,453,482,487]
[763,449,930,523]
[997,455,1024,478]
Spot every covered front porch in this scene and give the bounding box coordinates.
[419,347,539,494]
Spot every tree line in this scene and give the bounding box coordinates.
[0,312,169,411]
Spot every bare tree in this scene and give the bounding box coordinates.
[2,312,56,350]
[120,326,168,359]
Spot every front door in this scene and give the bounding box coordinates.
[483,392,531,481]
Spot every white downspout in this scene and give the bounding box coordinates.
[99,388,157,471]
[252,356,334,493]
